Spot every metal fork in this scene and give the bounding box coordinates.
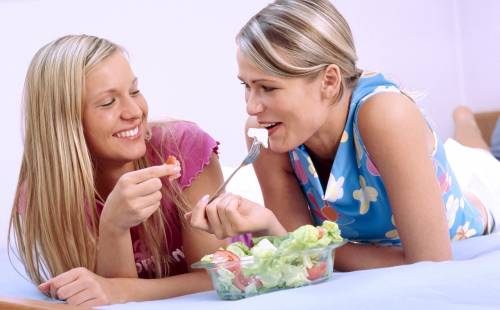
[207,138,262,204]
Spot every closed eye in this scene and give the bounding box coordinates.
[240,82,250,89]
[130,89,141,96]
[262,85,277,92]
[100,98,116,107]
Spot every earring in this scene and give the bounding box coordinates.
[145,128,152,141]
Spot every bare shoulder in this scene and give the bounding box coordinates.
[357,92,433,155]
[358,92,420,135]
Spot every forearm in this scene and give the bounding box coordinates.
[97,224,137,278]
[111,271,212,303]
[334,242,407,271]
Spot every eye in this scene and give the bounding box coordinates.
[130,89,141,96]
[262,85,277,92]
[240,82,250,89]
[100,98,115,107]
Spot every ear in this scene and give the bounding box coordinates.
[320,64,341,102]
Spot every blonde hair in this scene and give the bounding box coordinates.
[237,0,362,101]
[8,35,188,284]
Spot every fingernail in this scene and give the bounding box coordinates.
[201,194,209,204]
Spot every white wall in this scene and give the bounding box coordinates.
[1,0,498,247]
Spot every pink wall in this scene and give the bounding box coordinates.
[458,0,500,111]
[337,0,499,139]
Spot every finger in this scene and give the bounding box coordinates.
[206,196,226,239]
[134,190,163,208]
[56,278,87,301]
[225,196,246,231]
[139,202,161,220]
[123,164,170,184]
[189,194,211,231]
[224,195,244,233]
[216,194,236,236]
[168,171,182,181]
[38,282,50,295]
[131,177,163,197]
[48,269,81,298]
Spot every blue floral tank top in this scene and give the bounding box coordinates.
[289,72,484,245]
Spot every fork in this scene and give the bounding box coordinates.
[207,138,262,204]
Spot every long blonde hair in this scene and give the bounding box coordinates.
[237,0,362,101]
[8,35,188,284]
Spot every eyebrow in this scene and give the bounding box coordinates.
[93,77,138,97]
[237,76,277,84]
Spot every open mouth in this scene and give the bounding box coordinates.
[263,122,281,130]
[114,126,140,139]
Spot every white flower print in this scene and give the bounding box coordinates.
[353,176,378,215]
[385,216,399,239]
[324,174,345,202]
[341,131,349,143]
[453,222,477,241]
[306,156,318,178]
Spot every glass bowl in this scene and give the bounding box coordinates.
[192,242,345,300]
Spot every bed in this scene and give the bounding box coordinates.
[1,110,499,310]
[1,234,500,310]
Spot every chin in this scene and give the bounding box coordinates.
[269,141,295,154]
[125,143,147,160]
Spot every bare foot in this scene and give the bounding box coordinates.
[453,106,490,151]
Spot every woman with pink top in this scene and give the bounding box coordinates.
[9,34,226,306]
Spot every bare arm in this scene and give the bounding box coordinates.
[181,153,229,268]
[118,153,228,301]
[97,165,178,278]
[334,92,452,271]
[245,117,313,232]
[42,154,227,306]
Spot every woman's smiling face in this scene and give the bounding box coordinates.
[237,47,332,153]
[82,52,149,165]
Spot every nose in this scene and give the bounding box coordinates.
[246,92,264,116]
[121,97,143,120]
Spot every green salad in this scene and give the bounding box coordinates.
[194,221,344,299]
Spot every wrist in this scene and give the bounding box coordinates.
[99,220,129,239]
[263,209,287,236]
[107,278,130,304]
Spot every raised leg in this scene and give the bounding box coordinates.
[453,106,490,151]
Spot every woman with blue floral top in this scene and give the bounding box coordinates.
[188,0,497,271]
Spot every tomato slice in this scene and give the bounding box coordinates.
[233,271,253,292]
[213,250,240,262]
[165,155,177,165]
[306,261,327,281]
[213,250,241,273]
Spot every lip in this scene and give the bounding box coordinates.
[257,121,282,137]
[266,123,281,137]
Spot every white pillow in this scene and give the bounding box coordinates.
[221,165,264,205]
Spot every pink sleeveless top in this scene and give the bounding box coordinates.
[18,120,219,278]
[97,121,219,278]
